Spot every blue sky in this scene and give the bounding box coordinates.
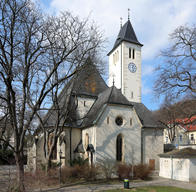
[39,0,196,111]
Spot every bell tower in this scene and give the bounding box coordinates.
[108,13,143,103]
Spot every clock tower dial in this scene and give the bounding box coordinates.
[128,63,137,73]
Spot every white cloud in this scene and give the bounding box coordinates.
[46,0,196,61]
[142,64,154,76]
[142,80,152,95]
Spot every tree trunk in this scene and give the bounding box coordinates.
[15,154,25,191]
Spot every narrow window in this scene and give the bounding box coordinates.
[179,135,183,142]
[107,116,109,124]
[129,48,131,58]
[85,133,89,158]
[130,118,132,126]
[84,101,86,107]
[165,136,168,144]
[132,49,135,59]
[113,54,115,65]
[115,53,117,63]
[191,134,194,141]
[117,51,119,61]
[131,92,133,99]
[116,134,123,161]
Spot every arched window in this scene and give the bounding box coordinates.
[116,134,123,161]
[117,51,119,61]
[132,49,135,59]
[85,133,89,158]
[129,48,131,58]
[113,54,115,65]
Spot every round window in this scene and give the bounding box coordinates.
[115,116,123,126]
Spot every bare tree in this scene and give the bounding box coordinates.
[0,0,106,188]
[154,24,196,101]
[153,24,196,141]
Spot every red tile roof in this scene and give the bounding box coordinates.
[168,116,196,131]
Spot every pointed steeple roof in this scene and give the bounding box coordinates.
[108,20,143,56]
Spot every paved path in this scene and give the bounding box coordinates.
[42,176,196,192]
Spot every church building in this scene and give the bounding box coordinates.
[27,16,164,171]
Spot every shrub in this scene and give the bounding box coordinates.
[97,158,116,179]
[68,157,89,167]
[40,161,60,171]
[0,149,15,165]
[133,163,153,180]
[116,163,131,180]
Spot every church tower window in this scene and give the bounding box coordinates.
[129,48,131,58]
[116,134,123,161]
[133,49,135,59]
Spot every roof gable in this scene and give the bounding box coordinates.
[36,64,108,130]
[81,86,132,127]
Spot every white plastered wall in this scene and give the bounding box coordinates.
[76,97,96,125]
[189,158,196,181]
[122,42,141,103]
[108,42,141,103]
[143,128,164,170]
[159,157,190,181]
[82,126,96,163]
[95,104,141,164]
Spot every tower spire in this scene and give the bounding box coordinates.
[128,8,130,20]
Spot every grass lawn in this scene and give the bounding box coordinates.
[98,186,195,192]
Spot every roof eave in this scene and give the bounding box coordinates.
[107,40,143,56]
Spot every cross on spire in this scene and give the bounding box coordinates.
[128,8,130,20]
[120,17,122,28]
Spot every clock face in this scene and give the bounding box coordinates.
[128,63,137,73]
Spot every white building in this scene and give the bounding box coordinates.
[159,147,196,181]
[27,18,164,171]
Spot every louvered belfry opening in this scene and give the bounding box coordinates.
[116,134,123,161]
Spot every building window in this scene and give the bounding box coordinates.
[130,118,132,126]
[116,134,123,161]
[113,54,115,65]
[84,101,86,107]
[117,51,119,61]
[179,135,183,142]
[191,134,194,141]
[107,116,109,124]
[131,92,133,99]
[115,116,123,126]
[129,48,131,58]
[132,49,135,59]
[165,136,168,144]
[85,133,89,158]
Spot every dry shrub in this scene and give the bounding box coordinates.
[133,163,153,180]
[61,165,73,182]
[23,169,58,191]
[61,163,101,182]
[97,158,116,179]
[116,163,131,180]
